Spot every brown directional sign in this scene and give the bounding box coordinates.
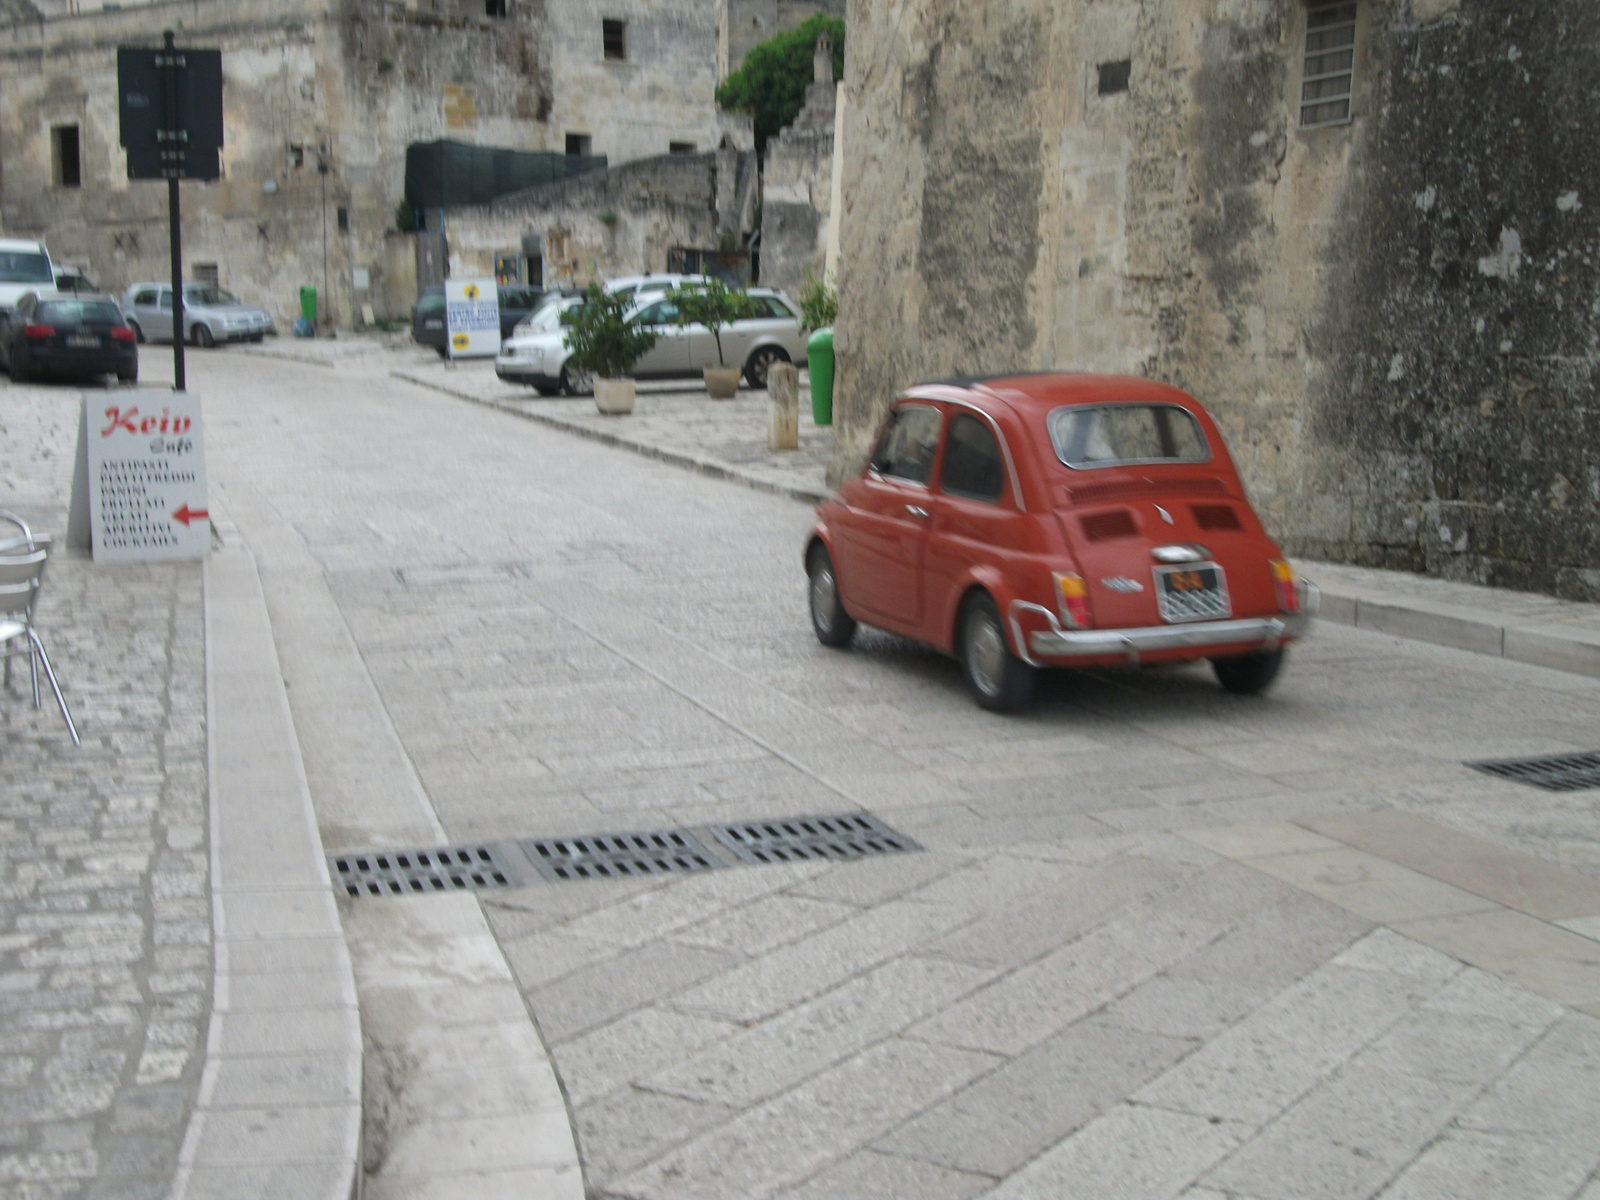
[118,45,223,180]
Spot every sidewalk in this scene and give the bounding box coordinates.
[395,354,1600,682]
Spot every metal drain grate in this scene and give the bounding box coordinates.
[709,812,920,865]
[1469,750,1600,792]
[519,828,724,882]
[329,844,519,896]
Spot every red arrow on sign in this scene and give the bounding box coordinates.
[172,504,209,527]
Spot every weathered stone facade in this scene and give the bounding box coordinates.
[758,37,836,296]
[443,148,759,288]
[0,0,730,327]
[833,0,1600,599]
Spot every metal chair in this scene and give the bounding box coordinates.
[0,514,79,746]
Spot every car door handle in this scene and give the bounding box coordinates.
[905,505,930,519]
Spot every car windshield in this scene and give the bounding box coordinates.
[1048,403,1211,469]
[39,300,124,324]
[0,252,53,284]
[185,286,239,306]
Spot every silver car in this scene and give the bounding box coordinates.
[121,282,275,347]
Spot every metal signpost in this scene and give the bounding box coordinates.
[118,30,223,393]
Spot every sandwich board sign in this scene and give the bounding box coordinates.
[445,277,499,359]
[66,393,210,562]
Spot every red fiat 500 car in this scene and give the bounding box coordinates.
[804,373,1318,711]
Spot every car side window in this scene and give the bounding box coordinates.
[134,289,156,306]
[159,291,172,310]
[637,301,679,326]
[939,414,1005,503]
[762,297,795,320]
[869,405,943,485]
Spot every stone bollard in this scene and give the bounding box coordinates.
[767,362,800,451]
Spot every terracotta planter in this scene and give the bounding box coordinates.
[594,376,636,415]
[703,365,741,400]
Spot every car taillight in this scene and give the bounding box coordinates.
[23,324,56,339]
[1053,572,1092,629]
[1271,559,1299,614]
[110,326,136,343]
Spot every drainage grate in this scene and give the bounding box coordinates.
[1469,750,1600,792]
[329,844,519,897]
[519,828,724,882]
[708,812,920,865]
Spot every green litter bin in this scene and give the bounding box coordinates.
[807,327,834,426]
[299,286,318,324]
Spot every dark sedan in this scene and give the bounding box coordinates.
[411,284,543,356]
[1,291,138,384]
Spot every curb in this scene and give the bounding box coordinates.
[1300,563,1600,682]
[393,370,831,506]
[171,543,362,1200]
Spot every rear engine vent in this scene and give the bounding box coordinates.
[1192,504,1242,531]
[1079,509,1139,542]
[1068,477,1227,506]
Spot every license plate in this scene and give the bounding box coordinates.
[1154,563,1231,623]
[67,334,100,347]
[423,319,443,329]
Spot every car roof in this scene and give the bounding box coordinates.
[904,372,1199,420]
[0,238,48,252]
[32,289,118,304]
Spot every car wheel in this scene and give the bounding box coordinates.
[128,321,146,344]
[10,354,29,384]
[118,363,138,384]
[807,544,857,648]
[560,365,594,397]
[434,345,449,359]
[959,592,1035,712]
[744,344,789,389]
[192,324,215,349]
[1211,648,1285,695]
[535,384,560,396]
[249,333,264,343]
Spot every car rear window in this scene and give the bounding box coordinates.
[1048,403,1210,469]
[39,300,124,324]
[0,251,53,284]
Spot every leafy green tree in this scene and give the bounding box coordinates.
[561,284,657,379]
[666,279,760,367]
[796,269,837,334]
[715,14,845,151]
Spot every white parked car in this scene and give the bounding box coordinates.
[0,238,55,319]
[602,273,709,300]
[495,287,809,396]
[121,281,275,347]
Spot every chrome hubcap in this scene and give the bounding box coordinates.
[810,565,837,632]
[966,613,1006,697]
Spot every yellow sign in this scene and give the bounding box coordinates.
[451,332,470,350]
[464,283,480,301]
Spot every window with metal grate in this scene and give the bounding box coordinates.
[603,18,626,61]
[1301,2,1357,128]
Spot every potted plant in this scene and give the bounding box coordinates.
[561,283,658,414]
[667,279,760,400]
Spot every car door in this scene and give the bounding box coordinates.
[830,403,944,630]
[630,298,691,377]
[151,288,174,342]
[925,411,1025,646]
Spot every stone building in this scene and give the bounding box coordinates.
[758,33,837,296]
[0,0,734,327]
[716,0,845,78]
[832,0,1600,599]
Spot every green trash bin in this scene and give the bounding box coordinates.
[299,286,318,324]
[807,327,835,427]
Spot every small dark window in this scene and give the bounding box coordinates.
[565,133,592,156]
[940,414,1005,502]
[485,0,507,15]
[669,141,695,155]
[53,125,81,188]
[1097,60,1131,95]
[870,405,943,485]
[289,143,305,169]
[602,18,626,60]
[337,206,349,232]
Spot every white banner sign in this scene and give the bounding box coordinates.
[445,277,500,359]
[67,393,210,562]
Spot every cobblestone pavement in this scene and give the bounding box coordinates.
[199,349,1600,1200]
[0,376,210,1199]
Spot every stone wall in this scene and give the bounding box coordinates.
[758,46,836,296]
[833,0,1600,600]
[443,150,756,288]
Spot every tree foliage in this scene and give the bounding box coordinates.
[796,269,837,335]
[667,279,760,366]
[715,14,845,151]
[561,284,658,379]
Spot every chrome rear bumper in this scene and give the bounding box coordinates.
[1013,582,1319,666]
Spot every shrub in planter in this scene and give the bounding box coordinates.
[667,279,760,398]
[561,283,659,413]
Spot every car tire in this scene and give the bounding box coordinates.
[10,354,29,384]
[535,384,560,396]
[1211,648,1285,695]
[128,321,146,344]
[118,364,138,384]
[744,344,789,389]
[560,365,594,397]
[435,345,449,359]
[193,324,215,349]
[807,544,857,648]
[959,592,1036,712]
[249,333,264,343]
